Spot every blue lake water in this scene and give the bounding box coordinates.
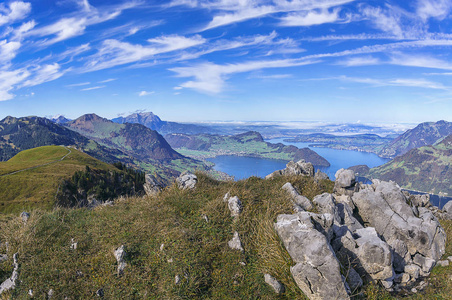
[207,138,451,207]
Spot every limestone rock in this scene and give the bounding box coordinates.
[175,275,181,285]
[275,212,350,300]
[351,181,446,276]
[20,211,30,223]
[408,193,431,208]
[266,160,314,179]
[227,196,243,218]
[114,245,126,275]
[443,201,452,219]
[70,238,77,250]
[0,254,7,263]
[0,253,19,294]
[228,231,244,252]
[176,172,197,190]
[334,169,357,195]
[264,274,285,294]
[281,182,313,211]
[437,260,449,267]
[143,174,162,196]
[314,170,329,182]
[345,267,363,292]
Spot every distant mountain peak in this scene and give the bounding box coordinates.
[76,113,109,123]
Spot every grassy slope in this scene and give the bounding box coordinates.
[0,146,117,214]
[0,174,332,299]
[0,173,449,299]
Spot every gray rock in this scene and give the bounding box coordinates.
[70,238,77,250]
[175,275,181,285]
[351,181,446,276]
[0,253,19,294]
[227,196,243,218]
[20,211,30,223]
[404,264,421,281]
[0,254,7,263]
[96,288,104,297]
[345,267,363,292]
[334,169,357,196]
[114,245,126,275]
[443,201,452,219]
[275,212,350,300]
[143,174,162,196]
[176,172,198,190]
[314,170,329,182]
[408,193,431,208]
[265,160,314,179]
[228,231,244,252]
[437,260,449,267]
[447,256,452,262]
[264,274,285,294]
[48,289,54,299]
[282,182,313,211]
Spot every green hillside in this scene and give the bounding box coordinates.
[0,146,139,214]
[368,135,452,195]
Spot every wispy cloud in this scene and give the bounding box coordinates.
[138,90,154,96]
[171,58,319,94]
[337,75,449,90]
[98,78,117,83]
[81,85,106,91]
[279,8,347,27]
[337,56,380,66]
[416,0,452,21]
[67,81,91,87]
[0,1,31,26]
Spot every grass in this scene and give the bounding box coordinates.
[0,173,450,299]
[0,146,118,214]
[0,173,333,299]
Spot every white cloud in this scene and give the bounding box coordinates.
[389,53,452,70]
[337,56,380,66]
[21,63,65,87]
[138,90,154,96]
[98,78,117,83]
[170,58,319,94]
[81,85,106,91]
[84,34,206,71]
[67,82,91,87]
[0,1,31,26]
[337,75,448,90]
[361,5,405,37]
[279,8,344,27]
[416,0,452,21]
[0,40,20,63]
[0,68,29,101]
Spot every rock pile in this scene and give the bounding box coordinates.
[274,165,447,299]
[265,160,314,179]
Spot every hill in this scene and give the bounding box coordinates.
[165,131,330,167]
[0,172,450,299]
[367,134,452,195]
[0,146,143,213]
[66,114,207,181]
[0,116,129,164]
[378,120,452,158]
[112,112,213,135]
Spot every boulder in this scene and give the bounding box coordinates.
[227,196,243,218]
[20,211,30,223]
[443,201,452,219]
[0,253,19,294]
[351,181,446,277]
[266,160,314,179]
[264,274,285,294]
[176,172,197,190]
[281,182,313,211]
[228,231,244,252]
[275,212,350,300]
[334,169,357,195]
[314,170,329,182]
[143,174,162,196]
[407,193,431,208]
[114,245,126,275]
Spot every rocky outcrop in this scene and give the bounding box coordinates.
[314,170,329,182]
[266,160,314,179]
[275,176,447,299]
[144,174,162,196]
[442,201,452,219]
[281,182,313,211]
[176,172,198,190]
[226,196,243,218]
[275,213,350,300]
[0,253,19,294]
[114,245,126,275]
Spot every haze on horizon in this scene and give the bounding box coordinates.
[1,0,452,124]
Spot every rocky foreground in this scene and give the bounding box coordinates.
[267,161,449,299]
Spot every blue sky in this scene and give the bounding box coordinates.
[1,0,452,123]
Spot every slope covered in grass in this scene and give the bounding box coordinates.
[0,173,450,299]
[0,146,129,213]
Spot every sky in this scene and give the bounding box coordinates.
[1,0,452,124]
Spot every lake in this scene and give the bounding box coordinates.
[207,138,390,180]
